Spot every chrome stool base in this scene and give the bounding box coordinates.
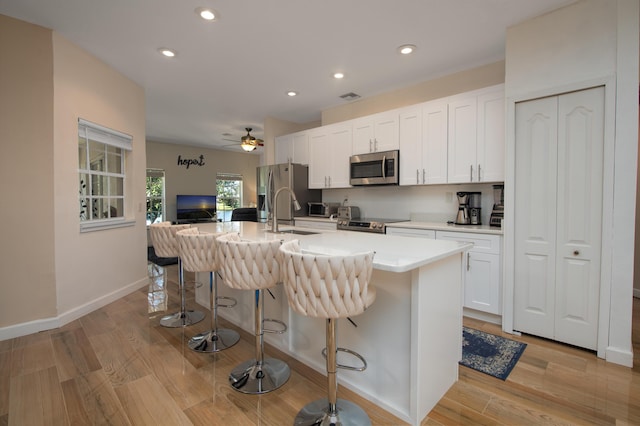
[188,328,240,353]
[294,398,371,426]
[229,358,290,394]
[159,310,205,328]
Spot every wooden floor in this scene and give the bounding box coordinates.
[1,263,639,425]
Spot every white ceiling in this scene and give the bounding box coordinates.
[0,0,576,154]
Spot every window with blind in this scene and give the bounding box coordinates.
[216,173,243,222]
[146,169,165,225]
[78,118,132,231]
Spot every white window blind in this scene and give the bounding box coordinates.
[78,118,132,151]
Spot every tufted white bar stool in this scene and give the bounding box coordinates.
[177,229,240,353]
[216,233,291,394]
[149,223,205,328]
[279,239,376,426]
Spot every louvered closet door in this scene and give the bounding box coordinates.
[514,86,604,350]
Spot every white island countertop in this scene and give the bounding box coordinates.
[196,221,471,273]
[194,220,469,425]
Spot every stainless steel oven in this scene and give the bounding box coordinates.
[349,149,399,186]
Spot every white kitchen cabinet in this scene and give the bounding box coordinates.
[385,226,435,239]
[398,100,448,186]
[436,231,502,315]
[447,84,504,183]
[351,110,399,154]
[308,123,352,189]
[275,131,309,165]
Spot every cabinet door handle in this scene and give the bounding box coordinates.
[324,176,327,187]
[328,176,331,187]
[573,250,580,256]
[416,169,419,184]
[467,252,470,271]
[478,164,481,181]
[374,138,378,151]
[422,169,426,184]
[470,165,473,182]
[369,139,373,152]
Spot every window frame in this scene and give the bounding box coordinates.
[78,118,134,232]
[146,169,166,226]
[216,173,243,222]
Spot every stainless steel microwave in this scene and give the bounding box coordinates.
[349,149,399,186]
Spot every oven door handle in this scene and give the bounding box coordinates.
[381,155,386,180]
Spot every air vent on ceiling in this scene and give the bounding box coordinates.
[340,92,361,101]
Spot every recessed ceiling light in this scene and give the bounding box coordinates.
[333,72,345,79]
[195,7,217,21]
[398,44,417,55]
[158,48,176,58]
[287,91,298,97]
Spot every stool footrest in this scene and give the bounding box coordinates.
[184,279,203,289]
[263,318,287,334]
[216,296,237,308]
[321,347,367,372]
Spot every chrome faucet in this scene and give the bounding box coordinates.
[272,187,301,233]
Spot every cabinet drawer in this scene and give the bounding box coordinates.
[435,231,501,255]
[294,219,337,230]
[386,227,435,239]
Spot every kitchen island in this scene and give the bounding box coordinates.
[194,221,470,425]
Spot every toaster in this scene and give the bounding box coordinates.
[337,206,360,220]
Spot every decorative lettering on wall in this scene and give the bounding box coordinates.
[177,154,205,169]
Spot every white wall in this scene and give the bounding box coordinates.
[504,0,638,366]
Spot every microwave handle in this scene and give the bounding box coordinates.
[381,155,386,179]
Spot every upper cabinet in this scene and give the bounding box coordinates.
[351,111,399,154]
[308,123,352,189]
[399,99,448,186]
[275,130,309,165]
[276,84,505,189]
[447,85,505,183]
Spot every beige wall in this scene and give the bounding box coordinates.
[0,15,57,326]
[146,140,260,223]
[321,61,505,124]
[53,32,147,317]
[0,14,148,333]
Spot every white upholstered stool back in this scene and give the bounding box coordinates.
[279,239,376,319]
[216,233,282,291]
[149,223,191,258]
[177,228,224,273]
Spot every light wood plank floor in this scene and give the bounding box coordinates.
[1,263,639,425]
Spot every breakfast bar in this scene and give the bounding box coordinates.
[195,221,470,425]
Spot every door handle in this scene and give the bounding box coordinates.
[381,155,387,179]
[573,250,580,256]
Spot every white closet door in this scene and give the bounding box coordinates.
[554,87,604,350]
[514,87,604,350]
[514,96,558,339]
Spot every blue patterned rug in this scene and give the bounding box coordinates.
[460,327,527,380]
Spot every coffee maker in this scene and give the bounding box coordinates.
[455,192,470,225]
[490,184,504,227]
[468,192,482,225]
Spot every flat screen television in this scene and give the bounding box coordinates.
[176,194,217,222]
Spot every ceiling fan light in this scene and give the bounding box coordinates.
[241,142,256,152]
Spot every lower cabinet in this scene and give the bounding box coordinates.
[386,227,502,316]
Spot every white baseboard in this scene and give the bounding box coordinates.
[605,346,634,368]
[0,277,149,342]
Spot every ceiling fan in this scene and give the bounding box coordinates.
[222,127,264,152]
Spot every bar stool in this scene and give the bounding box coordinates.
[149,223,205,328]
[216,233,290,394]
[279,239,376,426]
[176,229,240,353]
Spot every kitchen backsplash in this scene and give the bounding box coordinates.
[323,182,500,224]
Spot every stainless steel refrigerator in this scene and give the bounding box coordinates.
[256,163,321,224]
